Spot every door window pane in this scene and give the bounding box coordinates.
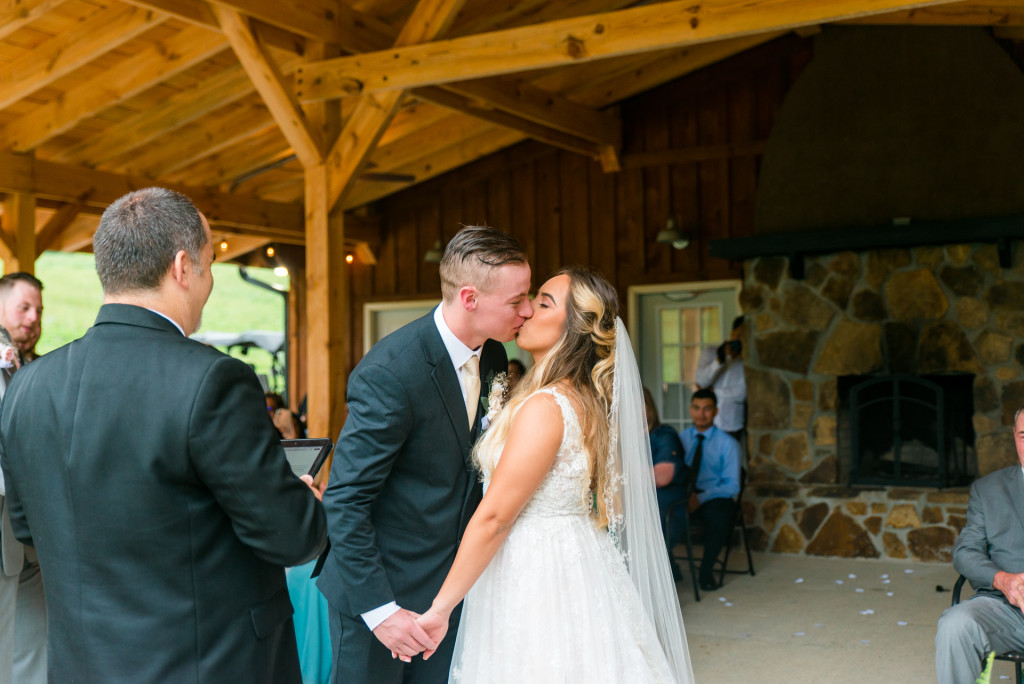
[661,309,679,345]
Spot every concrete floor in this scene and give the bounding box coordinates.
[677,551,1013,683]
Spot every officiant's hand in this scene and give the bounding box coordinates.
[299,474,325,502]
[373,609,436,662]
[415,607,450,660]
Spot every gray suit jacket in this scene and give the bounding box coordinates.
[317,310,506,618]
[954,465,1024,598]
[0,304,327,684]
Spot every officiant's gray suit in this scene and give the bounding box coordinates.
[936,465,1024,683]
[317,310,506,684]
[0,304,327,684]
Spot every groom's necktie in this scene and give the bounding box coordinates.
[463,355,481,428]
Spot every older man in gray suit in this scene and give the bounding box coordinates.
[936,407,1024,683]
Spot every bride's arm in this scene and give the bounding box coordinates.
[417,392,564,654]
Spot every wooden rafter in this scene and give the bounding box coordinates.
[843,1,1024,25]
[36,201,85,255]
[118,0,307,54]
[324,0,471,208]
[0,25,227,153]
[343,125,526,209]
[214,6,324,168]
[0,0,69,42]
[440,78,620,148]
[0,152,305,236]
[413,86,615,165]
[123,101,276,177]
[296,0,961,100]
[0,4,166,112]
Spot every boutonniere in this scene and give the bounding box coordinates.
[480,371,509,431]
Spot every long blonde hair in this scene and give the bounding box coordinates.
[473,266,619,525]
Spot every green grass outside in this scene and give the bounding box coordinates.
[32,251,289,385]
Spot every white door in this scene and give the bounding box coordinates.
[633,283,741,433]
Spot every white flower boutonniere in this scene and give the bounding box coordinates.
[480,371,509,431]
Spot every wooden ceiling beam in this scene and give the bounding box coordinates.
[36,200,85,255]
[843,1,1024,25]
[555,31,788,108]
[429,78,621,148]
[123,102,277,178]
[296,0,961,101]
[0,4,166,112]
[0,152,305,236]
[0,0,70,42]
[0,25,227,152]
[208,0,395,52]
[214,5,324,168]
[343,126,526,209]
[324,0,471,208]
[56,63,254,166]
[57,46,305,168]
[412,86,615,165]
[119,0,307,54]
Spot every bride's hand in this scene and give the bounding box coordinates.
[415,607,450,660]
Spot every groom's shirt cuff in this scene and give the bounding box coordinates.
[362,602,400,630]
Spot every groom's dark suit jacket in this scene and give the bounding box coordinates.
[0,304,326,684]
[317,310,505,622]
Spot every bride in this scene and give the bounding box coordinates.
[416,267,694,683]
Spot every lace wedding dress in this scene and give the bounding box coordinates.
[449,387,681,684]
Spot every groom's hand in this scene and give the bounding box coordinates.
[416,609,450,660]
[372,609,436,662]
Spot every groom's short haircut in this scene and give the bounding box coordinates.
[93,187,207,296]
[439,226,527,302]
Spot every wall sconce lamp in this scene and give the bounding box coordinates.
[423,239,444,264]
[345,252,355,264]
[655,217,691,250]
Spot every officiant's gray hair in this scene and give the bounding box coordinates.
[94,187,207,295]
[439,226,527,302]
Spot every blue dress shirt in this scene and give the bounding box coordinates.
[680,425,740,506]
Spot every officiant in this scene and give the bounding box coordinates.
[0,187,326,683]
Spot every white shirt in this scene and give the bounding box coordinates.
[695,346,746,433]
[362,306,481,631]
[146,308,185,336]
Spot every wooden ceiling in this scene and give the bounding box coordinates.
[0,0,1020,263]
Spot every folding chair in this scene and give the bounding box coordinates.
[715,467,755,586]
[952,574,1024,684]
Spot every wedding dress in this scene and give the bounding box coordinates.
[449,387,686,684]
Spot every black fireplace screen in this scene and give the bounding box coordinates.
[839,374,975,487]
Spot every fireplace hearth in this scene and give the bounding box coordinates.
[838,374,975,488]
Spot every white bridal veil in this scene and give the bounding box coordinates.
[605,318,694,683]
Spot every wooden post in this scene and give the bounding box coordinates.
[303,163,349,442]
[0,193,35,274]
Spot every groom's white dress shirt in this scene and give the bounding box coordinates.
[361,305,482,630]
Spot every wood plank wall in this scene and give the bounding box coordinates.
[345,35,813,364]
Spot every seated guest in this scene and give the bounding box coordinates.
[507,358,526,392]
[644,388,688,581]
[681,389,740,592]
[935,407,1024,684]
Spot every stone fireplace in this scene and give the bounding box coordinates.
[707,25,1024,562]
[737,243,1024,562]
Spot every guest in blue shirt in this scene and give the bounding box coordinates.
[680,388,740,592]
[643,388,687,579]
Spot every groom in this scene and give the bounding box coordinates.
[317,226,532,683]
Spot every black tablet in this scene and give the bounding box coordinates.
[282,438,334,478]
